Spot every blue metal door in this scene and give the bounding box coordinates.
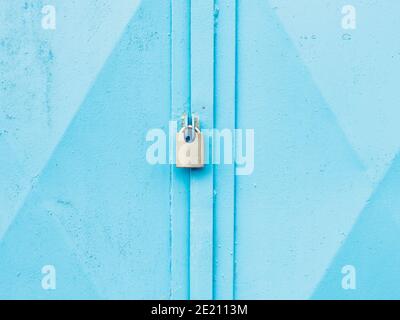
[1,0,400,300]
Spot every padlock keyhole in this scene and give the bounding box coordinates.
[183,127,196,143]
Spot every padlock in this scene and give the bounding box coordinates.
[176,114,204,168]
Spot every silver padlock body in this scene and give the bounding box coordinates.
[176,127,204,168]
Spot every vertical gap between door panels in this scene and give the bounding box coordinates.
[187,0,192,300]
[168,0,173,300]
[212,0,217,300]
[233,0,239,300]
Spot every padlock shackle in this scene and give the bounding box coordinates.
[179,113,200,131]
[178,125,201,133]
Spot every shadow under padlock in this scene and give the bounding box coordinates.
[176,113,204,168]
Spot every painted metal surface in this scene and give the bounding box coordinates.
[170,0,190,300]
[189,0,215,300]
[1,0,400,299]
[213,0,236,300]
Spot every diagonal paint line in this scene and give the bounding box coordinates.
[251,1,373,299]
[268,0,400,186]
[266,1,400,298]
[267,1,366,172]
[0,139,28,232]
[0,2,142,243]
[304,73,367,172]
[0,2,144,297]
[43,202,104,299]
[309,149,400,298]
